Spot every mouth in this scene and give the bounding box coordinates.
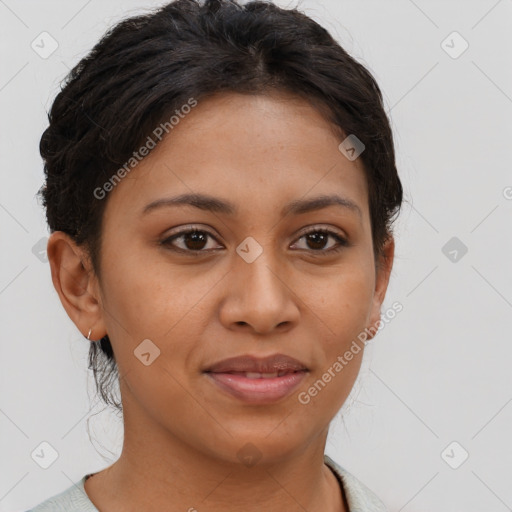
[203,353,309,403]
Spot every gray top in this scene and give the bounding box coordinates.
[27,454,386,511]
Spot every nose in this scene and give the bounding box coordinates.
[218,249,300,335]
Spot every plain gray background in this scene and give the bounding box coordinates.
[1,0,511,510]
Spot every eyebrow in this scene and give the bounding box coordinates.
[142,192,362,219]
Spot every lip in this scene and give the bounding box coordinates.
[205,371,308,404]
[204,353,308,373]
[203,353,309,404]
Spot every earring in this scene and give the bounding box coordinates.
[87,328,92,340]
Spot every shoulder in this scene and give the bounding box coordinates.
[324,454,387,512]
[26,475,98,512]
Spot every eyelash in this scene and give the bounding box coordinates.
[160,226,349,256]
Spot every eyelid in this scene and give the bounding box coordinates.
[293,224,347,241]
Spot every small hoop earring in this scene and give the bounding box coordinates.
[87,328,92,340]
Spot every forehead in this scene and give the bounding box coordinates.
[103,91,369,222]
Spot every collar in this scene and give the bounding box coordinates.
[324,454,387,511]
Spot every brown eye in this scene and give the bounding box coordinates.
[180,231,208,250]
[291,229,348,254]
[305,232,329,250]
[161,229,222,253]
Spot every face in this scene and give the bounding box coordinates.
[54,91,393,465]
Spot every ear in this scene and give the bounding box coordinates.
[366,236,395,341]
[46,231,107,341]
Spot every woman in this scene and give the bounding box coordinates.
[28,0,403,510]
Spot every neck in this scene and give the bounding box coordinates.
[84,388,347,512]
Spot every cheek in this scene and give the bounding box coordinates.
[305,263,375,342]
[100,244,172,322]
[282,262,373,409]
[99,251,220,354]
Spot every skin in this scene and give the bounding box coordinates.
[47,91,394,512]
